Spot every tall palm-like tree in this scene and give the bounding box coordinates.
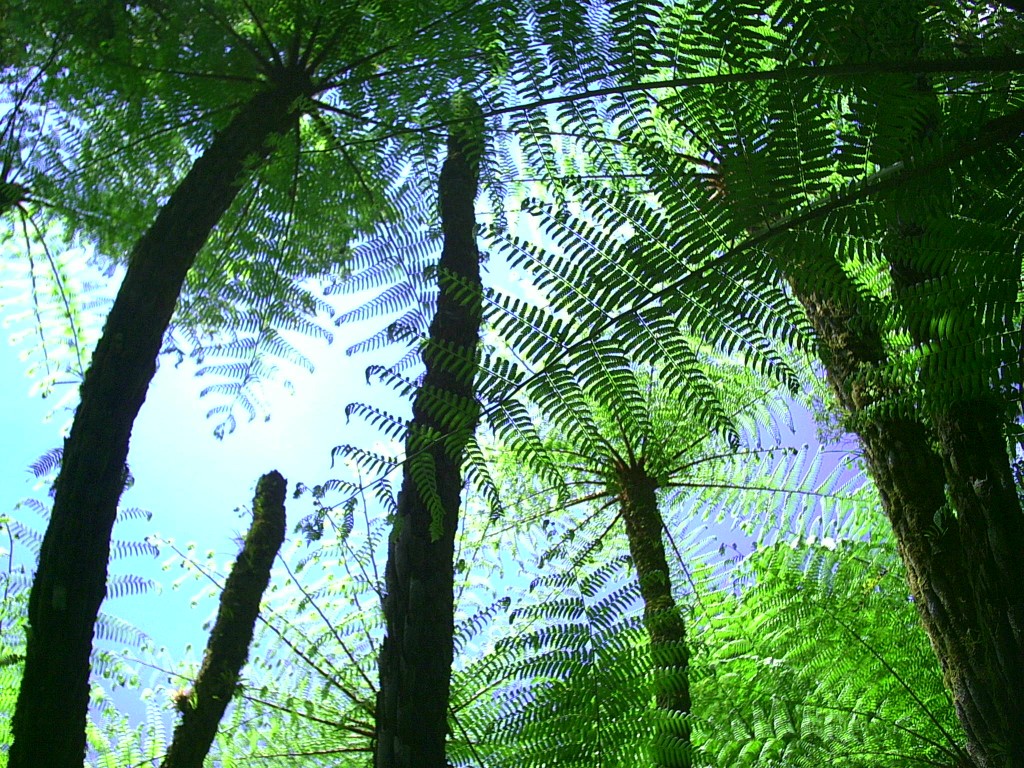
[504,1,1024,761]
[472,352,866,767]
[0,3,524,764]
[11,44,316,768]
[374,95,486,768]
[640,4,1024,761]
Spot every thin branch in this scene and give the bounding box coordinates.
[276,553,378,693]
[238,0,285,71]
[22,210,87,377]
[239,691,372,734]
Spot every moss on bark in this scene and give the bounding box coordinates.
[163,470,287,768]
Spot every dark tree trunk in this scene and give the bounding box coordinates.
[760,6,1024,761]
[9,72,311,768]
[162,470,287,768]
[873,17,1024,761]
[787,240,1022,766]
[929,401,1024,765]
[374,115,483,768]
[618,466,691,768]
[883,176,1024,765]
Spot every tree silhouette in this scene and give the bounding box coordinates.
[375,95,485,768]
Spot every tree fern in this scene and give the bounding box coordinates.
[4,3,592,762]
[635,5,1023,761]
[162,471,287,768]
[153,511,383,766]
[477,2,1024,760]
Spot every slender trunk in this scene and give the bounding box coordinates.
[9,71,310,768]
[162,470,287,768]
[618,466,691,768]
[374,113,483,768]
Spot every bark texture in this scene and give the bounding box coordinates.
[163,470,287,768]
[751,7,1024,761]
[374,117,483,768]
[788,241,1021,767]
[883,182,1024,764]
[9,70,311,768]
[869,13,1024,761]
[618,466,691,768]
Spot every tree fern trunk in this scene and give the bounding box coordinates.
[927,401,1024,766]
[766,6,1024,762]
[162,470,287,768]
[8,73,310,768]
[884,238,1024,763]
[618,467,691,768]
[788,245,1020,766]
[882,158,1024,766]
[872,10,1024,761]
[374,109,483,768]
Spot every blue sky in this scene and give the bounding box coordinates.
[0,289,385,658]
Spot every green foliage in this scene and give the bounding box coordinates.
[695,537,965,767]
[1,0,614,435]
[85,691,168,768]
[454,554,653,768]
[0,565,27,760]
[0,221,105,407]
[1,0,1020,764]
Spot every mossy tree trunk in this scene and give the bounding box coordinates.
[617,465,691,768]
[9,71,311,768]
[161,470,287,768]
[866,10,1024,761]
[374,111,483,768]
[884,236,1024,760]
[787,238,1023,766]
[880,175,1024,766]
[744,7,1024,761]
[926,401,1024,766]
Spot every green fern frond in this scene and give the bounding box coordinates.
[695,537,966,767]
